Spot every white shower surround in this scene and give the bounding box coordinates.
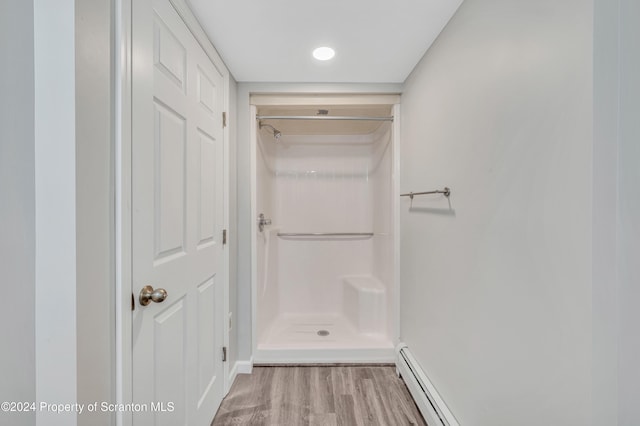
[252,104,399,363]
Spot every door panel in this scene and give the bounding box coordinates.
[153,298,187,426]
[197,130,216,247]
[196,277,217,404]
[132,0,225,424]
[154,17,187,92]
[153,101,187,261]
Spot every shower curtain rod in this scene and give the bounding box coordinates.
[277,232,374,237]
[256,115,394,122]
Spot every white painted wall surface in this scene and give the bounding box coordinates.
[592,0,619,423]
[400,0,593,424]
[0,2,36,425]
[255,132,279,339]
[617,0,640,423]
[34,0,78,424]
[371,129,394,337]
[273,136,374,315]
[75,0,115,423]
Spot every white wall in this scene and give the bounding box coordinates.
[400,0,593,424]
[75,0,115,423]
[581,0,639,423]
[273,135,375,315]
[34,1,79,424]
[255,132,279,339]
[0,2,36,425]
[2,2,115,425]
[592,0,620,423]
[617,0,640,423]
[371,128,394,337]
[256,133,276,233]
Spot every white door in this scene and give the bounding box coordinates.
[131,0,226,424]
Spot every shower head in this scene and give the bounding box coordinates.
[259,122,282,140]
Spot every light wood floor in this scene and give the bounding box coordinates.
[211,365,427,426]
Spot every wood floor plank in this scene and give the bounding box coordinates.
[309,413,338,426]
[331,366,354,397]
[211,366,427,426]
[370,368,408,425]
[310,367,335,415]
[351,373,373,425]
[361,376,392,426]
[335,394,360,426]
[385,372,426,425]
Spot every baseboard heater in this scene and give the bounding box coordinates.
[395,343,459,426]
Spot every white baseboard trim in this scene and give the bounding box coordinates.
[228,363,238,390]
[227,358,253,393]
[235,358,253,375]
[395,343,459,426]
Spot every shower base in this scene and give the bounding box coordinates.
[255,312,394,364]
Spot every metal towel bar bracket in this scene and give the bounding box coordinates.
[400,187,451,200]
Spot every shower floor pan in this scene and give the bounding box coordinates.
[255,312,394,364]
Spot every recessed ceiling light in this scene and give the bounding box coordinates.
[313,47,335,61]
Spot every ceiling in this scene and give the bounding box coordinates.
[186,0,463,83]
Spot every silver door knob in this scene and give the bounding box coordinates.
[258,213,272,232]
[139,285,168,306]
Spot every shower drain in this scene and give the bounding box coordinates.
[317,330,330,337]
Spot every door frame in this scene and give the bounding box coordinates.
[114,0,231,424]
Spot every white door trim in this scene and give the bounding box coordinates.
[114,0,133,425]
[392,103,402,343]
[249,104,258,361]
[114,0,231,424]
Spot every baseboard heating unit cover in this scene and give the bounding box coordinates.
[395,343,459,426]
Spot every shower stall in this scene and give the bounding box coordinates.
[251,96,399,363]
